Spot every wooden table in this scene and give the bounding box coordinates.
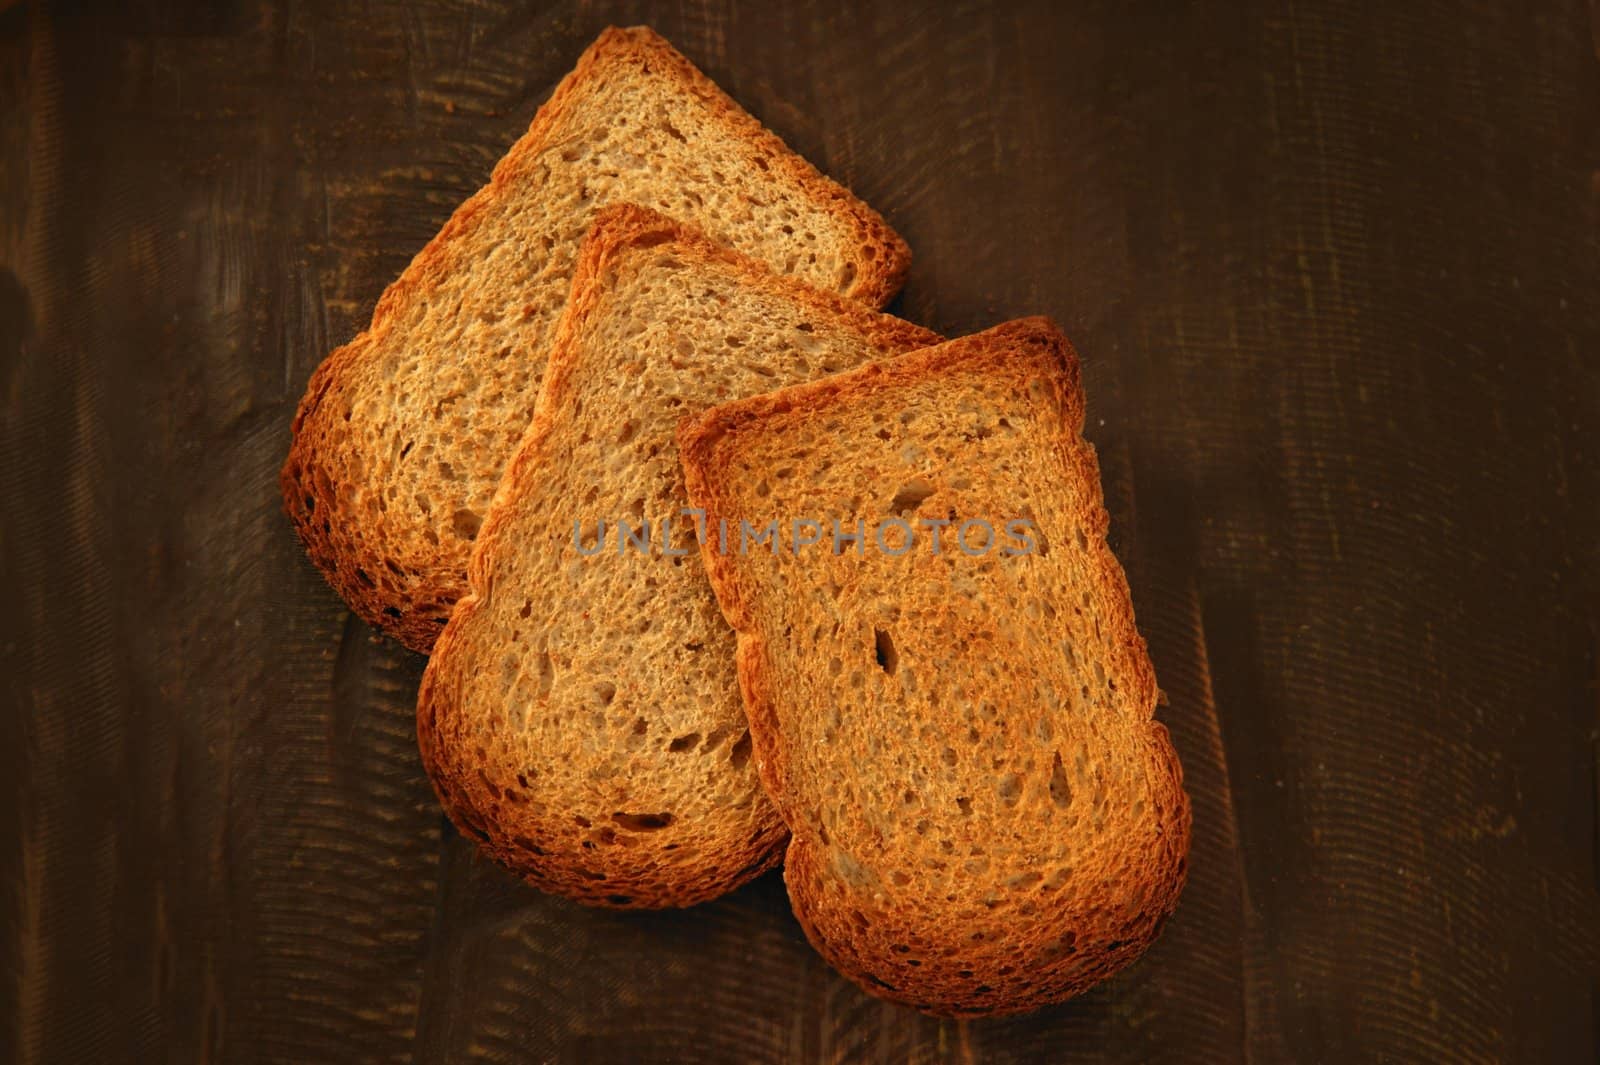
[4,2,1596,1061]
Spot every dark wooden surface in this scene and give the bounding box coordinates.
[3,1,1597,1061]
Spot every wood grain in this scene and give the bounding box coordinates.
[3,0,1596,1062]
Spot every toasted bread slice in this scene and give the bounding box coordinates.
[281,26,912,652]
[415,206,938,908]
[678,319,1190,1015]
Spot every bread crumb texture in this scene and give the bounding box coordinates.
[281,27,911,651]
[415,206,935,909]
[679,318,1192,1016]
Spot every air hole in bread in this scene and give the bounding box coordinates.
[873,629,898,675]
[997,774,1022,806]
[889,480,934,516]
[667,732,699,753]
[534,653,553,697]
[617,419,637,445]
[729,730,752,770]
[451,508,480,540]
[594,682,617,706]
[612,811,673,832]
[1049,752,1073,808]
[837,260,857,292]
[956,796,972,816]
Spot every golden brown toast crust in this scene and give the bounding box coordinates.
[679,319,1192,1015]
[415,204,936,908]
[280,27,912,652]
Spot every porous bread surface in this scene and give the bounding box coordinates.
[678,319,1191,1015]
[415,205,938,909]
[281,26,912,652]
